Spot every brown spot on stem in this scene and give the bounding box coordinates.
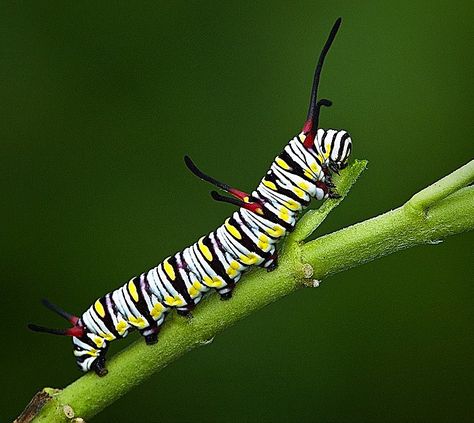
[14,390,52,423]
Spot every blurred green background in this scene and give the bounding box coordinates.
[1,1,473,422]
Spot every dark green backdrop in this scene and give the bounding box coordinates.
[2,1,473,422]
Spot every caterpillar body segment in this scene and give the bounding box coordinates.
[29,18,353,376]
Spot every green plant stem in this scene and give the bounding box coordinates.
[408,160,474,212]
[24,159,473,423]
[303,183,473,279]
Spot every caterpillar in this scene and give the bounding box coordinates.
[29,18,352,377]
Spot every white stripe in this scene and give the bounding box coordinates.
[157,264,179,297]
[88,307,111,335]
[120,285,143,320]
[147,267,165,301]
[82,309,103,335]
[182,247,200,279]
[139,274,154,312]
[112,288,131,318]
[331,130,346,161]
[210,231,233,269]
[191,243,218,278]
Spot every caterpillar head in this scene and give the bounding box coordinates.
[316,129,352,173]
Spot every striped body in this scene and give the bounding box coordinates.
[73,129,352,372]
[28,19,352,375]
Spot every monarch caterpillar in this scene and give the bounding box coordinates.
[29,18,352,377]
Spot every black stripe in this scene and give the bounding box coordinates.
[246,206,293,237]
[186,244,211,283]
[336,132,350,162]
[167,255,194,306]
[201,234,234,284]
[74,328,102,349]
[124,276,152,326]
[232,212,274,260]
[255,186,287,210]
[265,170,310,207]
[178,250,200,284]
[88,298,116,337]
[134,274,161,326]
[155,264,175,299]
[279,150,314,183]
[99,293,121,338]
[289,138,310,163]
[330,131,338,155]
[110,286,134,322]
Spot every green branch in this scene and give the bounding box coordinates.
[19,159,474,423]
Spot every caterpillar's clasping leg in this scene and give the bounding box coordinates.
[140,325,161,345]
[177,305,195,319]
[264,252,279,272]
[316,181,340,199]
[91,354,108,377]
[218,283,235,301]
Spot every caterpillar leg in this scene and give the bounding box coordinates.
[255,251,279,272]
[177,305,195,319]
[91,353,108,377]
[140,325,161,345]
[218,282,235,301]
[265,253,279,272]
[315,180,340,199]
[319,167,341,198]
